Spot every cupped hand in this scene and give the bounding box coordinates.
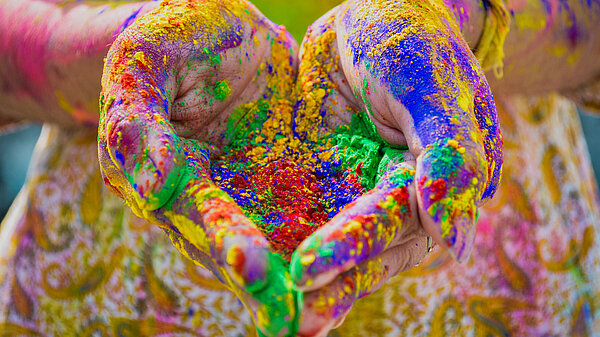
[97,1,300,335]
[290,1,503,335]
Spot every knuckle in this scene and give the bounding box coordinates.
[391,240,426,274]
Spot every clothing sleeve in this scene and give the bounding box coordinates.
[563,77,600,114]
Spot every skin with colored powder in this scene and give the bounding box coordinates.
[98,0,502,335]
[3,0,599,336]
[94,1,498,335]
[98,1,303,335]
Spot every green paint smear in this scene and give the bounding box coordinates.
[314,78,410,190]
[387,165,414,186]
[203,47,222,65]
[252,253,300,336]
[224,98,270,144]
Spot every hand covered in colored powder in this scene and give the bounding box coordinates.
[290,1,502,335]
[97,1,301,335]
[97,0,502,335]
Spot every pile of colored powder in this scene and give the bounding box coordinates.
[211,98,407,261]
[209,28,407,261]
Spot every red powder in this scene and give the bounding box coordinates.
[429,178,447,202]
[247,159,331,260]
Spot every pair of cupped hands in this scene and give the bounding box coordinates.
[98,0,502,336]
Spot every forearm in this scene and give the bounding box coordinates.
[447,0,600,95]
[496,0,600,95]
[0,0,159,128]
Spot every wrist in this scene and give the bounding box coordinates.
[444,0,486,49]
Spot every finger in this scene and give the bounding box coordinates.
[148,138,300,336]
[334,1,502,262]
[408,71,501,262]
[291,162,424,291]
[229,251,300,337]
[174,212,299,337]
[298,236,430,336]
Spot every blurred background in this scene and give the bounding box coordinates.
[1,0,599,220]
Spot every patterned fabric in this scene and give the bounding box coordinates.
[0,127,254,336]
[1,97,599,334]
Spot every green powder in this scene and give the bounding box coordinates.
[214,80,232,101]
[330,109,408,190]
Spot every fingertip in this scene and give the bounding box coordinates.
[290,234,321,286]
[291,251,347,292]
[290,235,341,292]
[417,203,475,263]
[290,250,317,291]
[225,243,270,293]
[143,161,187,211]
[216,227,298,336]
[104,110,186,211]
[252,255,299,337]
[290,251,305,285]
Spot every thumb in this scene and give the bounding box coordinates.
[415,135,484,262]
[412,77,502,263]
[98,25,183,212]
